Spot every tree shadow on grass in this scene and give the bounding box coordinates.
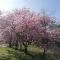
[7,49,49,60]
[0,48,58,60]
[26,52,43,60]
[7,49,32,60]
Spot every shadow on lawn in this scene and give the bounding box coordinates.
[0,48,59,60]
[7,49,42,60]
[6,49,55,60]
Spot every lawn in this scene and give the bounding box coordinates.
[0,45,60,60]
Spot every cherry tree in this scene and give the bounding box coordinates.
[49,28,60,51]
[13,8,41,52]
[33,11,55,57]
[3,8,56,54]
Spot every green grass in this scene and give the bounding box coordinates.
[0,46,60,60]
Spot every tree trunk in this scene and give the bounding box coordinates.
[9,40,12,48]
[24,45,27,53]
[9,42,12,48]
[23,42,28,53]
[15,40,18,50]
[43,48,47,60]
[19,42,23,50]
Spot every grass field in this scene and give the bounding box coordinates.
[0,45,60,60]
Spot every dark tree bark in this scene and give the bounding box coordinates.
[9,41,12,48]
[15,40,18,50]
[23,42,28,53]
[43,48,47,60]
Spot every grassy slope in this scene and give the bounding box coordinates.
[0,46,60,60]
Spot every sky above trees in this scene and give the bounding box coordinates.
[0,0,60,23]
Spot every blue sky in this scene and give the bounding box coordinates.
[0,0,60,23]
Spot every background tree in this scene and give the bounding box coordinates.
[33,11,55,59]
